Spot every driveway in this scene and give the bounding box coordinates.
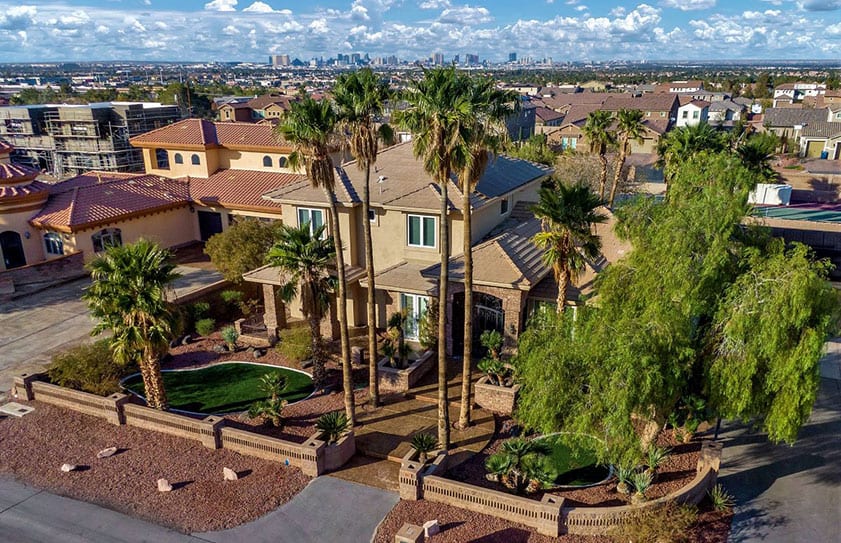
[0,476,397,543]
[0,266,224,398]
[720,339,841,542]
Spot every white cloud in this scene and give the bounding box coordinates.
[660,0,715,10]
[243,2,275,13]
[309,18,329,33]
[204,0,238,12]
[0,5,37,30]
[439,5,493,25]
[419,0,450,8]
[222,24,241,35]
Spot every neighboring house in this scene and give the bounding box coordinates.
[505,100,536,142]
[601,94,678,153]
[676,97,710,127]
[763,107,831,147]
[654,80,704,94]
[0,118,304,271]
[545,103,602,151]
[798,122,841,159]
[773,82,826,102]
[217,101,252,122]
[258,141,556,352]
[217,94,297,123]
[534,106,565,135]
[708,99,746,127]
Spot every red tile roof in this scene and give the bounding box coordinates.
[190,169,302,210]
[130,119,290,150]
[0,162,38,184]
[0,141,13,155]
[246,94,296,111]
[0,180,49,201]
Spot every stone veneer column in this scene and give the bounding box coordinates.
[262,284,282,343]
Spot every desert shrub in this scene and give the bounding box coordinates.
[204,218,282,283]
[411,432,438,462]
[316,411,350,443]
[418,300,438,352]
[277,326,312,362]
[612,501,698,543]
[190,302,210,321]
[247,372,288,427]
[708,483,735,511]
[195,317,216,337]
[221,289,244,306]
[47,340,132,396]
[221,325,239,349]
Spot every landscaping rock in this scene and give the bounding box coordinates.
[60,463,77,473]
[157,478,172,492]
[246,346,255,354]
[181,335,192,346]
[253,349,264,359]
[422,519,440,537]
[96,447,118,459]
[212,344,227,354]
[223,467,238,481]
[300,359,313,369]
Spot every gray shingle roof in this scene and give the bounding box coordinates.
[764,108,828,128]
[801,121,841,138]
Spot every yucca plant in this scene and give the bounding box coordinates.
[247,372,288,427]
[631,470,653,504]
[411,432,439,463]
[708,484,735,511]
[485,438,552,494]
[616,464,634,495]
[221,325,239,351]
[646,445,671,477]
[316,411,350,444]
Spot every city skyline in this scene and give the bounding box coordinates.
[1,1,841,63]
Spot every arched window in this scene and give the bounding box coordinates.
[263,155,272,167]
[92,228,122,253]
[173,153,184,164]
[278,156,288,168]
[191,154,200,165]
[44,233,63,256]
[155,149,169,170]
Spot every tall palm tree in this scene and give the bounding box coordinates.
[581,110,616,200]
[609,109,645,207]
[656,122,727,184]
[532,184,606,313]
[83,239,179,410]
[737,132,778,182]
[278,97,355,426]
[333,68,393,407]
[456,77,518,430]
[267,223,335,387]
[394,66,472,450]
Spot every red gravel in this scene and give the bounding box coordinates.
[447,417,702,507]
[0,402,310,533]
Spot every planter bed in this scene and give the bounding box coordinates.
[0,401,309,533]
[377,350,435,394]
[473,375,520,415]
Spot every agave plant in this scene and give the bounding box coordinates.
[410,432,439,462]
[615,464,634,495]
[708,484,735,511]
[646,446,672,477]
[631,470,653,504]
[316,411,350,444]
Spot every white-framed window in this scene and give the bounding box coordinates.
[44,232,63,255]
[298,207,326,238]
[682,111,688,119]
[500,197,510,215]
[407,214,436,248]
[693,110,700,119]
[91,228,122,253]
[401,293,429,340]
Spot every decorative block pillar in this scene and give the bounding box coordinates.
[262,284,283,342]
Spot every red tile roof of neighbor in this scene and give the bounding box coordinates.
[29,168,304,231]
[0,141,13,154]
[0,180,50,201]
[246,94,296,111]
[130,119,291,150]
[0,162,38,183]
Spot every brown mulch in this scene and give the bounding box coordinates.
[0,402,310,533]
[447,417,702,507]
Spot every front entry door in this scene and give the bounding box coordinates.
[197,211,223,241]
[0,231,26,269]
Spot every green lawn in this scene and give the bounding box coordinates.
[122,363,314,414]
[537,434,611,487]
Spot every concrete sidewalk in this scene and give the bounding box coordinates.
[0,476,397,543]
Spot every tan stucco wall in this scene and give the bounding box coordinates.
[217,149,294,173]
[0,208,46,270]
[142,148,215,179]
[64,206,195,261]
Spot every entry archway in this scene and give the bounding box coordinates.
[452,291,504,355]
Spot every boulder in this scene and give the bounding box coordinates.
[60,463,77,473]
[422,520,440,537]
[300,359,313,369]
[212,344,227,354]
[157,478,172,492]
[96,447,118,459]
[252,349,264,359]
[181,335,192,346]
[223,467,238,481]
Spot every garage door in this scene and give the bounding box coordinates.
[806,140,824,158]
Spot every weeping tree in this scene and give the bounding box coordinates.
[516,152,839,466]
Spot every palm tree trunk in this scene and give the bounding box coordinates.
[363,164,379,406]
[309,312,326,387]
[142,350,168,410]
[457,194,473,429]
[598,152,608,200]
[556,265,570,314]
[323,187,355,427]
[609,140,627,208]
[438,175,451,450]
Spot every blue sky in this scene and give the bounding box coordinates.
[1,0,841,63]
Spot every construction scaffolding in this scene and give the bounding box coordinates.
[0,102,182,178]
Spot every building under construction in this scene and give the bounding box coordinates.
[0,102,182,178]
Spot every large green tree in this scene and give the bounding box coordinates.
[656,122,727,185]
[83,239,179,410]
[532,184,606,313]
[266,223,335,387]
[333,68,393,408]
[581,110,616,200]
[737,132,779,183]
[456,77,518,429]
[278,97,355,426]
[395,66,472,449]
[204,218,282,282]
[516,153,838,465]
[609,109,645,207]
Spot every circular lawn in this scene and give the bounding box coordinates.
[121,362,314,415]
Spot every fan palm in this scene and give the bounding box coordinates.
[581,110,616,199]
[333,68,394,407]
[737,132,778,182]
[278,97,355,426]
[532,184,606,313]
[609,108,645,207]
[656,122,727,185]
[456,76,518,430]
[394,66,473,450]
[266,223,335,387]
[83,239,179,410]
